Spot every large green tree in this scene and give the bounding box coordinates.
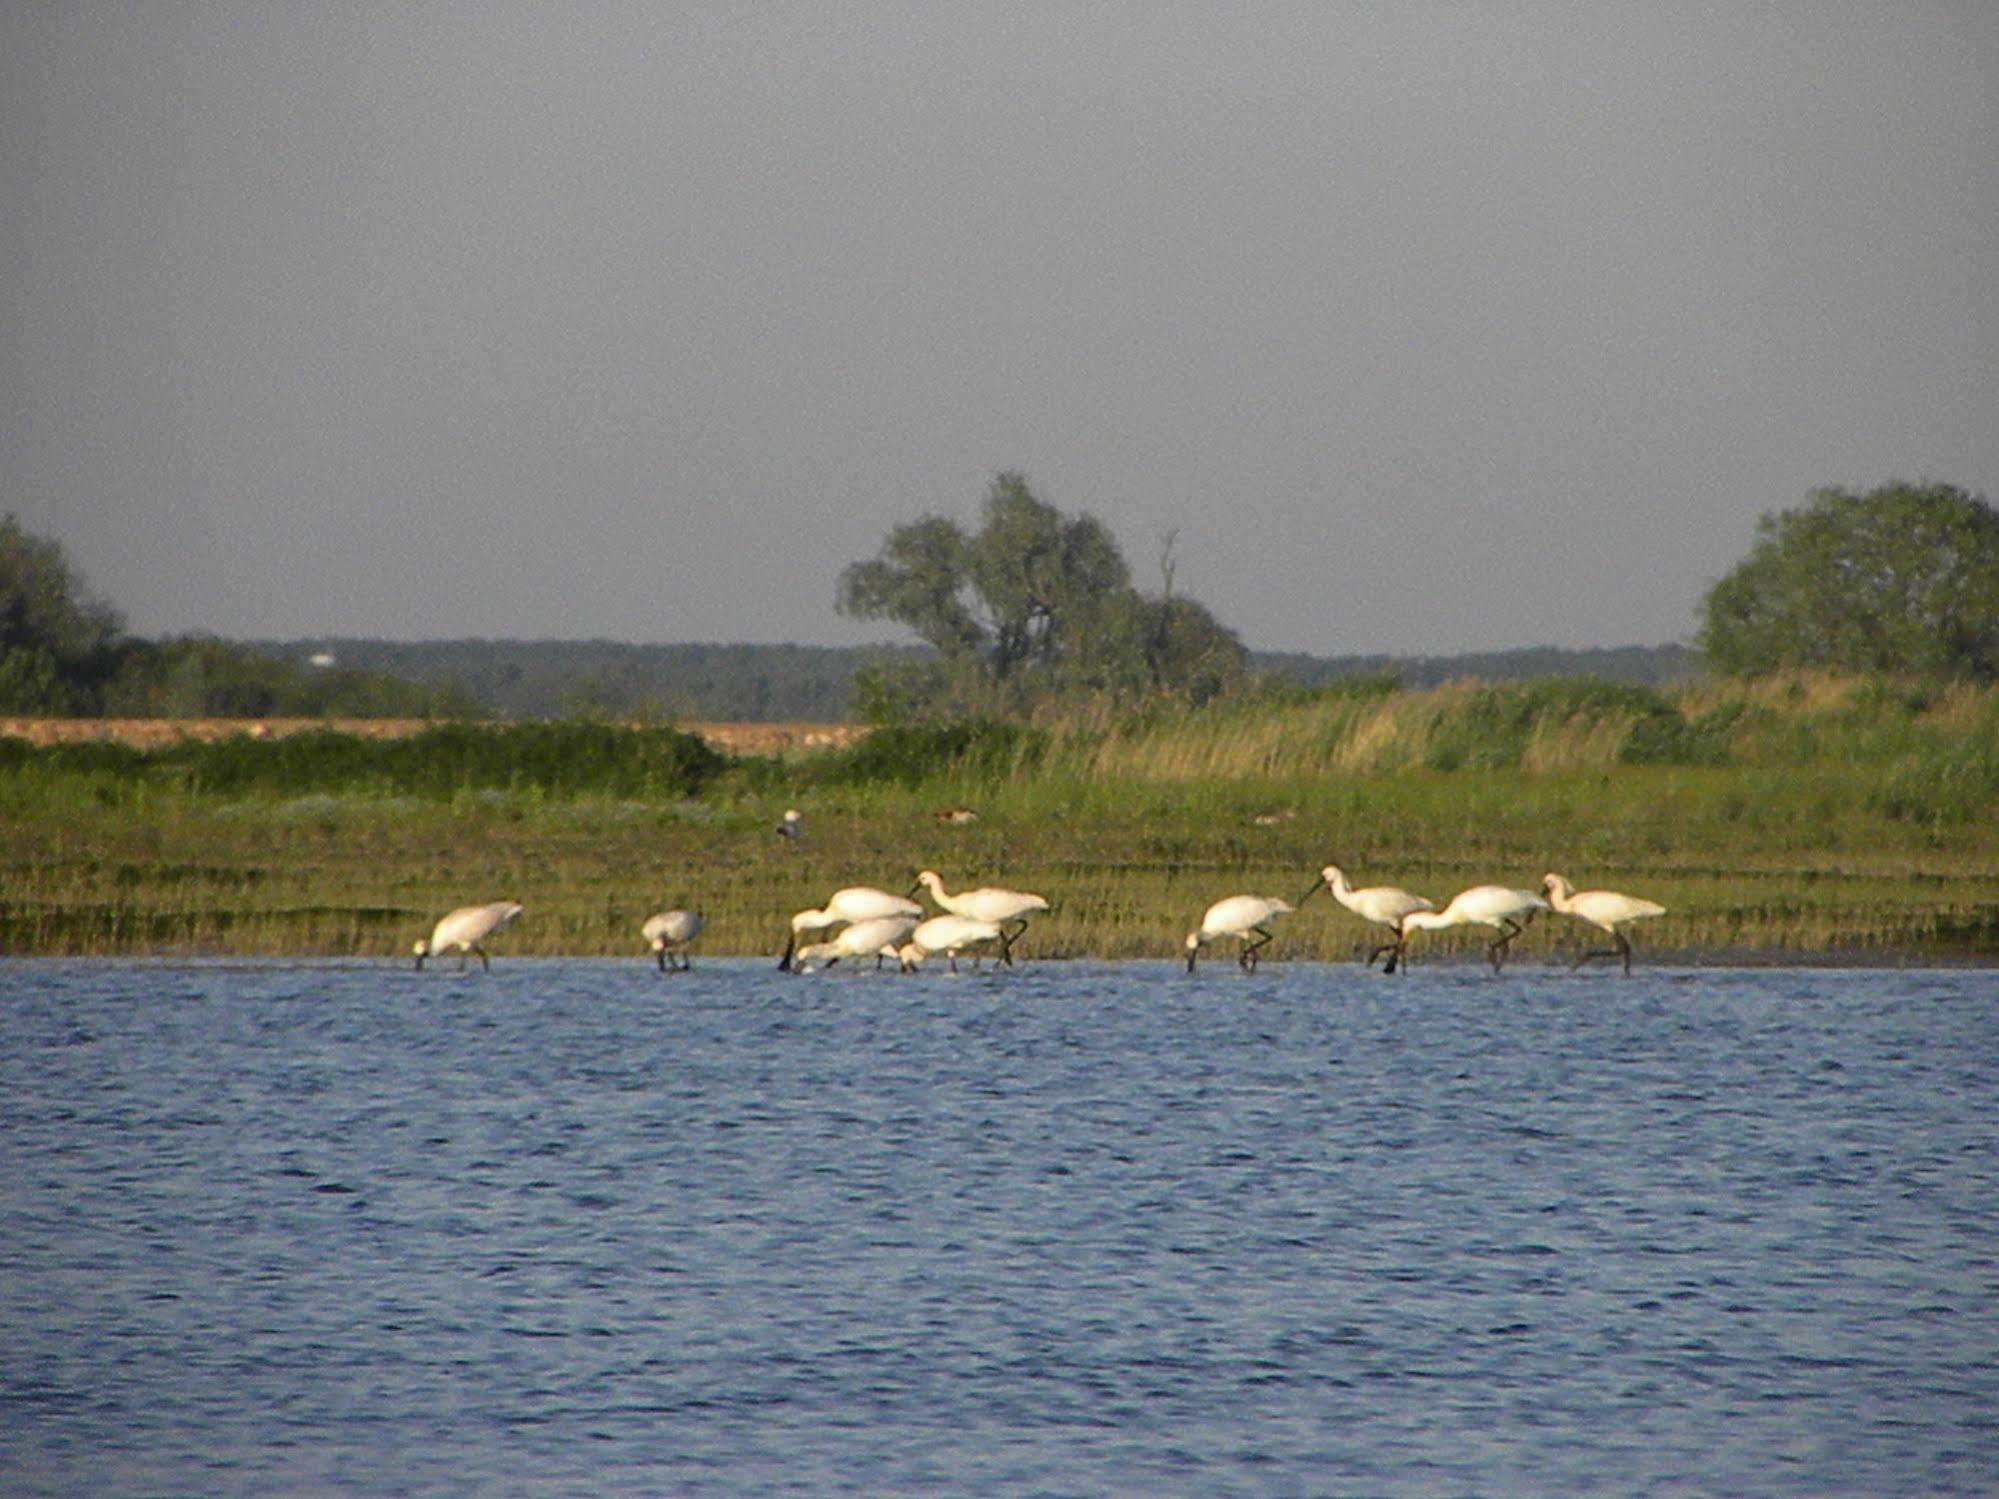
[1699,482,1999,679]
[838,473,1246,712]
[0,514,127,712]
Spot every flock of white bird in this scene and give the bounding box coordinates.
[413,863,1667,977]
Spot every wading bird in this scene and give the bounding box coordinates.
[1392,885,1548,974]
[1541,873,1666,975]
[1184,894,1295,973]
[912,870,1049,965]
[641,909,703,971]
[414,901,523,972]
[779,886,925,969]
[1301,864,1436,968]
[897,914,1004,972]
[790,914,918,972]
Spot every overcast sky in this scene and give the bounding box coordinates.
[4,4,1995,656]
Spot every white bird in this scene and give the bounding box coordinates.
[912,870,1050,965]
[1393,885,1548,974]
[1184,894,1295,973]
[775,808,802,842]
[414,901,523,972]
[897,914,1005,972]
[1303,864,1436,968]
[1542,873,1667,975]
[791,914,918,972]
[641,909,703,972]
[779,885,924,969]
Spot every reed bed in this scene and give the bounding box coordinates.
[3,677,1995,963]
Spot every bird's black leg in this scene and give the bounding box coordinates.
[1241,927,1273,971]
[1574,931,1633,974]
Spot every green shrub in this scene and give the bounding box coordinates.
[1424,678,1681,771]
[1871,732,1999,826]
[1621,701,1740,766]
[806,719,1046,788]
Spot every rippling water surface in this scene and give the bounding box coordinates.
[2,958,1995,1495]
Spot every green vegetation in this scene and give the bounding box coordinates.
[838,472,1248,716]
[1699,480,1999,680]
[4,673,1994,964]
[1,515,474,718]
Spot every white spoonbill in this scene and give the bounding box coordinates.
[414,901,523,972]
[791,914,918,972]
[1184,894,1295,973]
[642,909,703,971]
[897,914,1005,972]
[1393,885,1548,974]
[1541,873,1666,975]
[1303,864,1436,968]
[779,885,924,969]
[912,870,1049,965]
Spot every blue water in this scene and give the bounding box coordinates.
[1,959,1994,1496]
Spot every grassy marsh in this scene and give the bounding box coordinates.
[3,674,1995,965]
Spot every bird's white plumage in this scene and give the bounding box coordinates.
[898,914,1004,969]
[791,914,918,971]
[1311,864,1435,967]
[791,886,924,935]
[1542,873,1666,973]
[642,909,703,969]
[913,870,1049,925]
[414,901,523,969]
[1395,884,1547,972]
[1540,874,1665,933]
[1318,864,1434,930]
[1400,885,1547,935]
[780,886,923,969]
[1184,894,1294,970]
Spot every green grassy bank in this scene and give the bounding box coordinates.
[3,675,1995,965]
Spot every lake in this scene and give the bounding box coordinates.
[2,958,1994,1495]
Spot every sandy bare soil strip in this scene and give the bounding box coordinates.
[0,717,867,755]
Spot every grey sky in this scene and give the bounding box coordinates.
[4,4,1995,656]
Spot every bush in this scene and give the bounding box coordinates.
[1423,678,1687,771]
[806,720,1046,788]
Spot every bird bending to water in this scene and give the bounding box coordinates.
[912,870,1048,965]
[790,914,918,972]
[642,909,703,971]
[1393,885,1547,974]
[1185,894,1294,973]
[779,886,924,969]
[1541,873,1666,975]
[1303,864,1436,968]
[897,914,1004,972]
[414,901,523,972]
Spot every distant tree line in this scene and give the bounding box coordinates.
[11,476,1989,724]
[0,516,474,718]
